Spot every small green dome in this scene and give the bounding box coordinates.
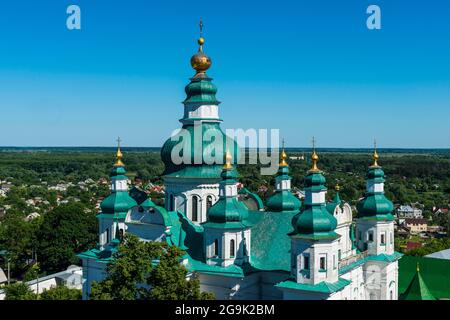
[110,165,126,177]
[357,194,394,218]
[207,197,249,223]
[291,205,338,237]
[267,190,301,212]
[100,191,137,214]
[290,168,337,239]
[367,167,386,182]
[357,165,394,219]
[305,171,327,188]
[183,77,219,105]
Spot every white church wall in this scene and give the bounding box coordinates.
[81,259,108,300]
[164,179,220,224]
[198,272,260,300]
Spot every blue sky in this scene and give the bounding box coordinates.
[0,0,449,148]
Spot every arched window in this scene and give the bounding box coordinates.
[119,229,124,241]
[191,196,199,222]
[214,239,219,257]
[206,195,213,211]
[105,228,110,243]
[230,239,235,258]
[390,290,393,300]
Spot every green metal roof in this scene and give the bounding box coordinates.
[100,191,138,214]
[401,268,436,300]
[276,277,351,294]
[238,187,264,211]
[183,77,220,105]
[161,122,240,177]
[399,256,450,300]
[267,190,301,212]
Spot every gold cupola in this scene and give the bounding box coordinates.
[223,150,233,170]
[279,139,288,167]
[114,137,125,167]
[190,19,212,77]
[309,137,320,172]
[370,139,380,168]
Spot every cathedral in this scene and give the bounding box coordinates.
[78,29,402,300]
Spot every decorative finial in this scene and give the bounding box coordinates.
[279,139,288,167]
[114,137,125,167]
[335,184,341,192]
[223,150,233,170]
[417,262,420,272]
[310,136,320,172]
[371,139,380,167]
[190,19,212,76]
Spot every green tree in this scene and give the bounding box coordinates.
[146,245,214,300]
[35,202,98,273]
[40,286,82,300]
[3,282,37,300]
[90,234,214,300]
[91,234,165,300]
[0,214,35,276]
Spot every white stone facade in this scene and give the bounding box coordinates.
[164,178,219,224]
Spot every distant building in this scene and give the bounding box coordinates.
[0,265,83,300]
[425,249,450,260]
[397,205,423,219]
[404,218,428,234]
[405,241,422,252]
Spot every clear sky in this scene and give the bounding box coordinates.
[0,0,449,148]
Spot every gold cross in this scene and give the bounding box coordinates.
[311,136,316,151]
[116,136,122,148]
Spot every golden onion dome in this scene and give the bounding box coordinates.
[190,39,212,75]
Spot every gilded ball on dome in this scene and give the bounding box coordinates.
[190,52,212,74]
[198,37,205,45]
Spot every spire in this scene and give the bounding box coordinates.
[309,136,320,172]
[334,184,342,203]
[190,19,212,77]
[401,262,436,300]
[370,139,380,168]
[279,139,288,167]
[114,137,125,167]
[223,150,233,170]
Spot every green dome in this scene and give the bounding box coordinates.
[111,165,126,177]
[183,77,220,105]
[100,165,137,214]
[305,171,327,189]
[266,165,301,212]
[290,170,338,239]
[357,165,394,220]
[367,167,386,182]
[161,122,240,177]
[100,191,137,214]
[204,164,249,228]
[207,197,249,224]
[357,194,394,219]
[267,190,301,212]
[291,205,338,238]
